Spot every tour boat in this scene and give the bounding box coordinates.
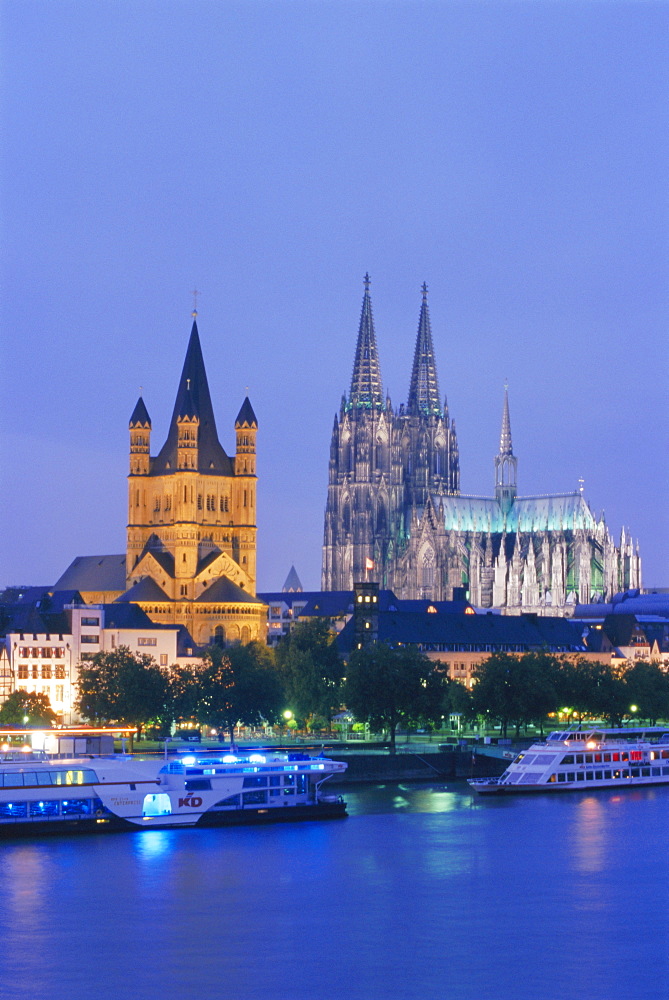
[469,727,669,795]
[0,747,347,835]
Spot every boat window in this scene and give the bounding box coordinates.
[561,755,574,765]
[557,773,566,782]
[185,779,211,791]
[0,801,27,817]
[297,774,308,794]
[576,773,585,781]
[283,775,295,785]
[585,772,594,781]
[566,772,575,782]
[269,776,281,787]
[242,790,267,805]
[143,793,171,817]
[215,794,240,808]
[603,753,611,762]
[29,800,60,817]
[611,752,620,762]
[575,755,584,764]
[242,776,267,788]
[594,754,602,763]
[61,799,92,815]
[594,771,603,780]
[585,754,593,764]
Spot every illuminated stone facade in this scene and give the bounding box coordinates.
[322,278,641,612]
[123,317,266,645]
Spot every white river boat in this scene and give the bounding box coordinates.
[0,747,347,835]
[469,727,669,795]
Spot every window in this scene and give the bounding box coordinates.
[18,665,28,679]
[160,654,168,667]
[220,496,229,512]
[197,494,203,510]
[137,637,157,647]
[55,685,64,703]
[32,666,39,679]
[41,665,52,680]
[154,495,161,511]
[206,495,215,511]
[55,666,66,679]
[81,617,99,627]
[165,495,172,511]
[80,635,99,644]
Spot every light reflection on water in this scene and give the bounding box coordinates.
[0,781,667,1000]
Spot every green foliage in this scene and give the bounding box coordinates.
[0,690,57,727]
[344,644,445,750]
[75,646,170,734]
[624,661,669,725]
[276,619,344,727]
[197,642,284,745]
[471,652,561,737]
[557,657,628,727]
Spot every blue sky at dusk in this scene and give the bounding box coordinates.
[1,1,667,591]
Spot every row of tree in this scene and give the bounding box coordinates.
[3,619,668,744]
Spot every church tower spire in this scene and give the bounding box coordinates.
[495,382,517,513]
[349,273,383,409]
[408,282,441,417]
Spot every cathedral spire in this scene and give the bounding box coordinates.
[499,380,513,455]
[495,382,517,512]
[407,282,441,417]
[349,273,383,409]
[153,319,233,474]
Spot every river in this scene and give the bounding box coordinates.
[0,780,667,1000]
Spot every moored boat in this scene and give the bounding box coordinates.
[0,746,347,835]
[469,726,669,795]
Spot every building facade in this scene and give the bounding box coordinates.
[55,315,266,646]
[322,277,641,612]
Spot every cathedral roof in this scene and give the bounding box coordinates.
[349,273,383,409]
[54,555,127,593]
[129,396,151,428]
[153,320,234,475]
[196,577,265,604]
[433,492,597,534]
[235,396,258,428]
[407,283,441,417]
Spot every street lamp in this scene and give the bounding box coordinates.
[629,705,638,728]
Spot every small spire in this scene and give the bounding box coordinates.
[191,288,199,319]
[421,281,428,300]
[499,382,513,456]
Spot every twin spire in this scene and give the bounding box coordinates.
[349,274,443,418]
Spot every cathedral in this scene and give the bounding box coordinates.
[322,277,641,612]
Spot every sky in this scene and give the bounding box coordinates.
[1,0,667,593]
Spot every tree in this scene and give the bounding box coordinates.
[558,657,628,727]
[624,661,669,725]
[344,644,445,751]
[0,690,57,727]
[75,647,170,736]
[197,642,284,746]
[276,619,344,728]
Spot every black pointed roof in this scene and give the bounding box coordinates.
[129,396,151,428]
[235,396,258,428]
[153,320,233,475]
[407,283,441,417]
[349,273,383,409]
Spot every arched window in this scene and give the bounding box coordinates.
[422,549,435,590]
[213,625,225,647]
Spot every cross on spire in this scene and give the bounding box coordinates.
[191,288,199,318]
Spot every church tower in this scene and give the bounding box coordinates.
[123,313,265,646]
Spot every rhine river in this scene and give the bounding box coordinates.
[0,780,667,1000]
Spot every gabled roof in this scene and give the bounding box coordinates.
[196,577,265,605]
[54,555,127,593]
[337,610,586,655]
[152,320,234,475]
[115,578,173,603]
[235,396,257,428]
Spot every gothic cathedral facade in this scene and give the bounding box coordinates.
[322,277,641,612]
[124,315,266,645]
